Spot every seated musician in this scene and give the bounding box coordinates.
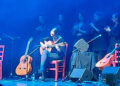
[39,27,66,81]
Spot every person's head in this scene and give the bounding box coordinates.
[50,27,59,37]
[112,13,119,23]
[78,13,83,22]
[39,16,44,24]
[93,11,103,21]
[58,14,63,23]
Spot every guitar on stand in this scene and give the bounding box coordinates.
[16,37,33,78]
[96,43,120,70]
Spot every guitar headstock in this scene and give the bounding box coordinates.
[29,37,33,42]
[27,37,33,45]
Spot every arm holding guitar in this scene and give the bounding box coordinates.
[55,45,61,52]
[55,42,66,52]
[40,42,47,49]
[40,42,44,46]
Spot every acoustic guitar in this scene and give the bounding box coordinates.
[40,41,66,55]
[95,53,115,70]
[16,37,33,76]
[95,44,119,70]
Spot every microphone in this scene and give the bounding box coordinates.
[94,34,102,40]
[99,34,102,37]
[97,34,102,38]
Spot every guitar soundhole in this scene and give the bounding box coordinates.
[20,68,26,70]
[100,62,105,64]
[22,58,27,63]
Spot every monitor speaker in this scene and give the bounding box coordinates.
[70,68,93,82]
[101,67,120,86]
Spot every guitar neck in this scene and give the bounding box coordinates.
[24,37,33,59]
[24,44,30,58]
[48,42,66,48]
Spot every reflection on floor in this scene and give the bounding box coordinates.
[0,79,108,86]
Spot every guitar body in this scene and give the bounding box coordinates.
[96,53,115,70]
[40,41,53,55]
[40,41,66,55]
[16,55,32,76]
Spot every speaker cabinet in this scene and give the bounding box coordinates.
[102,67,120,86]
[70,68,93,82]
[74,39,89,52]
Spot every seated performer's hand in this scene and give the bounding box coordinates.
[55,45,60,52]
[40,42,47,49]
[104,26,111,32]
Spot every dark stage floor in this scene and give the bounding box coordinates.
[0,79,109,86]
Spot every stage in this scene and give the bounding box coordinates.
[0,79,108,86]
[0,79,76,86]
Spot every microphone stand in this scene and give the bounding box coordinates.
[29,46,40,81]
[2,32,21,78]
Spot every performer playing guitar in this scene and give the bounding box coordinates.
[39,27,66,81]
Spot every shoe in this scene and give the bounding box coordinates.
[38,72,45,81]
[39,76,45,81]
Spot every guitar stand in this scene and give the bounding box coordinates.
[24,46,40,81]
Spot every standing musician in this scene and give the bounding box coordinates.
[72,13,87,43]
[38,27,66,81]
[96,13,120,69]
[104,13,120,53]
[89,11,109,61]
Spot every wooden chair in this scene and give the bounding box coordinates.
[47,44,68,81]
[0,45,5,80]
[112,43,120,67]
